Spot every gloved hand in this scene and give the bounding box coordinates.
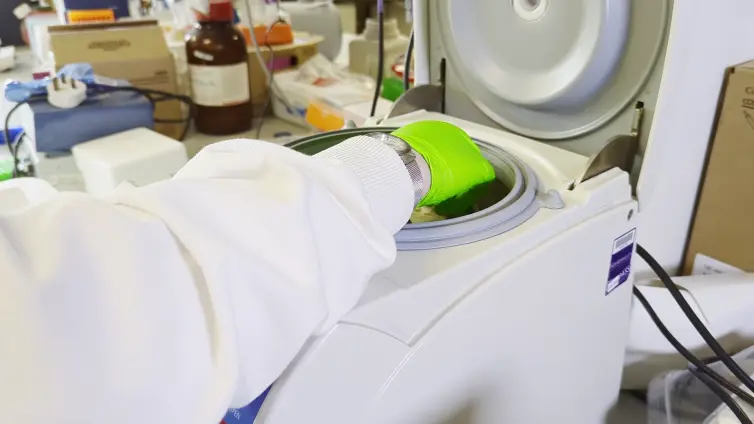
[391,121,496,218]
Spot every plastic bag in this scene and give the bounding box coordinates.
[647,346,754,424]
[3,63,126,103]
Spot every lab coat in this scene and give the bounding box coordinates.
[0,138,415,424]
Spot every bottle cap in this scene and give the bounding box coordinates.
[197,0,234,22]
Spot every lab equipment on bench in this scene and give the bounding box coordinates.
[252,117,637,424]
[416,0,754,390]
[186,0,252,135]
[3,85,154,154]
[348,17,409,82]
[222,0,754,423]
[280,0,342,61]
[2,63,193,180]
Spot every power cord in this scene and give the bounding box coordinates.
[403,28,414,92]
[636,245,754,393]
[4,98,43,178]
[633,288,754,406]
[370,0,386,117]
[635,244,754,423]
[688,365,753,424]
[88,84,195,141]
[3,84,195,179]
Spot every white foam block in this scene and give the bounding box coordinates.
[72,127,188,197]
[0,46,15,72]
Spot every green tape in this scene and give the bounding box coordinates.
[391,121,495,207]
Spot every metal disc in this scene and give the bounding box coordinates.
[438,0,669,140]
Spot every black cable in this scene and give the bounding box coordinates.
[89,85,195,141]
[688,366,753,424]
[636,244,754,394]
[369,4,385,117]
[4,98,44,178]
[633,286,754,407]
[403,28,414,92]
[3,84,195,179]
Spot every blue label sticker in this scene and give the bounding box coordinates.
[605,228,636,295]
[223,387,271,424]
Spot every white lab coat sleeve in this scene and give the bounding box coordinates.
[0,138,414,424]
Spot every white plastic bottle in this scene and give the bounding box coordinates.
[348,17,409,81]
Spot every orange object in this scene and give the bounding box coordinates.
[66,9,115,23]
[253,22,294,46]
[237,24,252,46]
[305,99,344,132]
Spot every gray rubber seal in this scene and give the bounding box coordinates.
[286,129,540,251]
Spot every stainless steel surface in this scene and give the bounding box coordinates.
[365,132,425,206]
[576,134,638,186]
[384,84,444,120]
[575,102,644,185]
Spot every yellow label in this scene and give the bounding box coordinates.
[67,9,115,23]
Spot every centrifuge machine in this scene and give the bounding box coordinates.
[247,0,754,423]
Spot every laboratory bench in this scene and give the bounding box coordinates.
[1,48,314,192]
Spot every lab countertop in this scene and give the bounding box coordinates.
[1,48,315,191]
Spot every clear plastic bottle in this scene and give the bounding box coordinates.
[348,18,409,81]
[186,0,252,135]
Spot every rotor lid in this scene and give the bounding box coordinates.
[438,0,669,140]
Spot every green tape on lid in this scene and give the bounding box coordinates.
[391,120,496,207]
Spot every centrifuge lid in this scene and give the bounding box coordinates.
[437,0,670,140]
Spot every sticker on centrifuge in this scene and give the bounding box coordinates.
[605,228,636,295]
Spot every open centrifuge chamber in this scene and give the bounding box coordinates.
[410,0,754,275]
[288,127,553,250]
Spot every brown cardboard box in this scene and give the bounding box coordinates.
[48,20,184,140]
[248,35,322,115]
[683,61,754,274]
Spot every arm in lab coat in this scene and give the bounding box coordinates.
[0,138,415,424]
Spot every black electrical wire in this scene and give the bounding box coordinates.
[636,244,754,394]
[634,244,754,423]
[4,98,44,178]
[632,286,754,407]
[3,84,195,179]
[4,100,25,178]
[403,28,414,92]
[88,85,195,141]
[369,3,385,117]
[688,366,753,424]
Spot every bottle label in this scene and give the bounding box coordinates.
[189,63,250,107]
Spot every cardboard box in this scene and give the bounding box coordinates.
[248,35,322,116]
[48,20,184,140]
[682,61,754,274]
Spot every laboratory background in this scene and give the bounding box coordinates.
[2,0,754,423]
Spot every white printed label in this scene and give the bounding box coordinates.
[189,63,250,107]
[691,254,744,276]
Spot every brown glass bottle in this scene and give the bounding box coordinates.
[186,0,252,135]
